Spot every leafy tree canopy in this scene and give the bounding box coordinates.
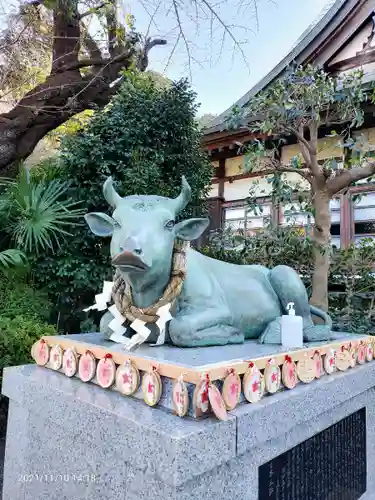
[227,65,375,311]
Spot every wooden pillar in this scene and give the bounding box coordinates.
[340,192,351,248]
[218,158,225,198]
[340,145,354,249]
[196,158,225,248]
[208,197,224,230]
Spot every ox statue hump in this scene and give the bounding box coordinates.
[85,176,332,347]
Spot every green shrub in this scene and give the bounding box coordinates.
[204,227,375,335]
[0,315,56,436]
[29,156,64,183]
[0,278,52,322]
[0,316,56,374]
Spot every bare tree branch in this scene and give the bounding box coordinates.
[51,1,80,73]
[105,0,119,58]
[286,126,313,154]
[56,55,126,73]
[327,161,375,196]
[163,31,181,72]
[82,31,102,59]
[137,37,167,71]
[309,121,319,155]
[197,0,249,69]
[259,156,312,182]
[79,2,107,20]
[296,125,311,166]
[144,0,162,40]
[172,0,193,79]
[275,165,312,181]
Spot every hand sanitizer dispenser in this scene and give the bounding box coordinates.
[281,302,303,349]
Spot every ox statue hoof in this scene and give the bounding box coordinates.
[258,318,282,345]
[303,324,332,342]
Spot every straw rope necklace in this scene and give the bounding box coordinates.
[112,241,189,323]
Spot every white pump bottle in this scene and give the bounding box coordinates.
[281,302,303,349]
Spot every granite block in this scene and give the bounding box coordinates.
[4,401,174,500]
[175,388,375,500]
[4,357,375,499]
[234,360,375,455]
[2,365,236,486]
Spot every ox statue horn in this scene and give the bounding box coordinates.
[103,177,122,208]
[173,176,192,214]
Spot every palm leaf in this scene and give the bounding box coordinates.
[0,167,85,254]
[0,249,27,271]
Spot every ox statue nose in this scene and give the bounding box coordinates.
[112,237,148,271]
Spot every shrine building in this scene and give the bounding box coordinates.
[201,0,375,248]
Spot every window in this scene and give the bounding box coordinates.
[224,207,246,235]
[281,203,314,238]
[330,198,341,248]
[280,199,341,247]
[224,204,271,237]
[352,192,375,244]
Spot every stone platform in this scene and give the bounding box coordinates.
[2,332,375,499]
[35,331,369,417]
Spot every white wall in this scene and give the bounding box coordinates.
[208,183,219,198]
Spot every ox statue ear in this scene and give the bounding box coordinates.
[85,212,115,237]
[174,218,209,241]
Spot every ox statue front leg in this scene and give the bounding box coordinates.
[169,307,244,347]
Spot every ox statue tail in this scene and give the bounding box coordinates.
[309,305,333,328]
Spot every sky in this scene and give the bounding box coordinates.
[127,0,334,115]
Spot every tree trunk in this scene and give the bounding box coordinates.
[0,70,120,173]
[310,186,331,311]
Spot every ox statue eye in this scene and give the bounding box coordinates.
[165,220,175,230]
[112,219,121,229]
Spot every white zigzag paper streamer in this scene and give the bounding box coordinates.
[83,281,173,349]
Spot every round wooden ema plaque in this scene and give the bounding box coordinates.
[348,344,357,368]
[366,342,373,362]
[116,360,140,396]
[62,348,78,377]
[357,343,366,365]
[324,348,336,374]
[297,355,315,383]
[243,364,265,403]
[78,351,96,382]
[193,379,211,417]
[172,378,189,417]
[33,339,50,366]
[313,352,323,379]
[142,370,162,407]
[96,355,116,388]
[222,371,241,410]
[336,348,350,371]
[281,358,297,389]
[49,344,62,370]
[264,359,281,394]
[208,383,228,421]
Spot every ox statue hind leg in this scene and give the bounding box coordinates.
[169,307,244,347]
[259,265,333,344]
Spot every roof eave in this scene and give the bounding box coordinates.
[203,0,354,135]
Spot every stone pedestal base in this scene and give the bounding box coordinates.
[3,362,375,500]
